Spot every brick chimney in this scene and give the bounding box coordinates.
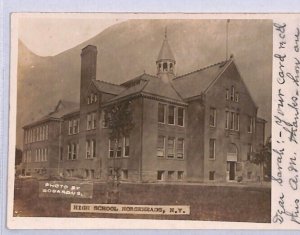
[80,45,98,106]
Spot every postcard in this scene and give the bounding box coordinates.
[6,13,300,229]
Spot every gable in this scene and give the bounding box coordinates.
[206,61,257,109]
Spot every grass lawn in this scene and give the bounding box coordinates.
[13,179,271,223]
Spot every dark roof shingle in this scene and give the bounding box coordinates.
[172,60,231,99]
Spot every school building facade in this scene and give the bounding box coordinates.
[20,32,266,183]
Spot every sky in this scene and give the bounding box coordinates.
[18,14,126,56]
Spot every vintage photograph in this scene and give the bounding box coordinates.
[12,15,272,223]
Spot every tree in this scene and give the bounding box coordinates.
[104,100,134,203]
[250,137,271,182]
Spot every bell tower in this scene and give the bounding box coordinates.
[156,28,176,80]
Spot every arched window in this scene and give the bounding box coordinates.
[227,143,238,162]
[228,143,237,154]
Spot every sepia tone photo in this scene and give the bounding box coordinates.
[12,15,272,224]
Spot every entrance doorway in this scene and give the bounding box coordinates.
[228,162,236,180]
[227,143,238,181]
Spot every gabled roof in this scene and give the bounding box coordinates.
[23,100,79,128]
[105,73,185,105]
[157,37,175,62]
[172,60,232,100]
[92,79,126,95]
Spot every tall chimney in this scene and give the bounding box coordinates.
[80,45,98,106]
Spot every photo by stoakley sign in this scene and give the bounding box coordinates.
[39,181,93,198]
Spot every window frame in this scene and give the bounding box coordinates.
[167,137,175,158]
[225,111,229,129]
[247,116,253,133]
[123,136,130,157]
[157,171,165,181]
[108,139,114,158]
[209,138,216,160]
[176,138,184,159]
[158,103,166,124]
[209,107,216,127]
[168,105,176,125]
[157,136,165,158]
[177,107,185,127]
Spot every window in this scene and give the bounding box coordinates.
[247,171,252,179]
[72,120,77,134]
[72,144,76,160]
[247,144,253,161]
[123,137,130,157]
[91,139,96,158]
[23,152,27,163]
[177,138,184,159]
[177,107,184,126]
[230,112,235,130]
[39,127,42,141]
[157,171,164,180]
[90,94,94,103]
[209,171,215,180]
[116,139,122,158]
[68,121,72,135]
[92,113,96,129]
[226,89,229,100]
[158,103,166,123]
[45,125,48,140]
[109,139,114,158]
[157,136,165,157]
[68,144,72,160]
[40,149,44,162]
[178,171,184,180]
[122,169,128,180]
[87,114,92,130]
[168,171,175,180]
[248,116,253,133]
[235,114,240,131]
[86,140,91,159]
[231,86,235,101]
[44,148,48,162]
[43,126,46,140]
[163,63,167,71]
[167,137,175,158]
[235,92,239,102]
[86,139,95,159]
[225,111,229,129]
[37,128,39,141]
[102,111,109,128]
[209,139,216,160]
[209,108,216,127]
[168,106,175,125]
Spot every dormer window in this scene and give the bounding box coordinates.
[87,93,98,104]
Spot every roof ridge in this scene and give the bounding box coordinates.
[173,59,230,81]
[94,79,123,87]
